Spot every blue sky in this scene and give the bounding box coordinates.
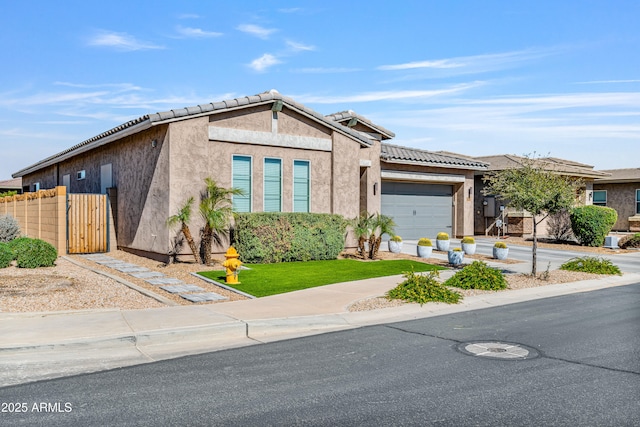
[1,1,639,180]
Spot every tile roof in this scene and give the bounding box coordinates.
[0,177,21,189]
[474,154,611,179]
[325,110,395,140]
[13,90,375,178]
[381,143,489,170]
[594,168,640,183]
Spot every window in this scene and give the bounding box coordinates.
[32,182,40,191]
[293,160,310,212]
[77,170,86,180]
[232,156,252,212]
[592,190,607,206]
[264,158,282,212]
[636,189,640,214]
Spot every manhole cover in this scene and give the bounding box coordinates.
[457,341,539,360]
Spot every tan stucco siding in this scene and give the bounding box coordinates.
[594,182,640,231]
[278,109,332,138]
[331,133,361,219]
[210,105,272,132]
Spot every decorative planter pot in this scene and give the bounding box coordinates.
[461,242,477,255]
[389,240,403,254]
[417,245,433,258]
[493,247,509,260]
[436,239,450,251]
[448,250,464,265]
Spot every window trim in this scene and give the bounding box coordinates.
[263,157,283,212]
[636,189,640,215]
[292,159,310,213]
[592,190,607,206]
[232,155,253,213]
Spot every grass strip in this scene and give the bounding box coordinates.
[198,259,443,297]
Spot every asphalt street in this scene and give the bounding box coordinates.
[1,283,638,426]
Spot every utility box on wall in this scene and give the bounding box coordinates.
[483,196,495,217]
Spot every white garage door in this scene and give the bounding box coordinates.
[381,182,453,240]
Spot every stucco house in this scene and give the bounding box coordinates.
[593,168,640,232]
[0,177,22,194]
[12,90,484,260]
[470,154,610,237]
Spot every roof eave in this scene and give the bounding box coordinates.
[381,158,489,171]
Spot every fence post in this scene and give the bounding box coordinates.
[56,186,67,254]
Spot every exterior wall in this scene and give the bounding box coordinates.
[0,187,67,253]
[381,162,475,237]
[593,182,640,231]
[331,132,362,219]
[360,140,382,215]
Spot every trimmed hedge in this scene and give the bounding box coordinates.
[232,213,347,263]
[14,238,58,268]
[0,242,13,268]
[570,205,617,247]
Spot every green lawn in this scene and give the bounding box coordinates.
[198,259,444,297]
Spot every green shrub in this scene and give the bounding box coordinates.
[417,238,432,247]
[0,242,13,268]
[14,238,58,268]
[390,235,402,242]
[560,256,622,275]
[387,270,461,305]
[619,233,640,249]
[494,241,508,249]
[232,213,347,263]
[444,261,508,290]
[461,236,475,244]
[570,205,617,247]
[0,214,20,243]
[436,232,449,240]
[7,236,32,258]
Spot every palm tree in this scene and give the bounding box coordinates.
[167,197,201,264]
[199,178,244,265]
[352,211,373,259]
[369,213,395,259]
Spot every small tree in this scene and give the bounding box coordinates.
[199,178,243,265]
[352,212,374,259]
[167,197,201,264]
[368,213,395,259]
[482,154,582,275]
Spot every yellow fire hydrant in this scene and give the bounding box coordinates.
[222,246,242,284]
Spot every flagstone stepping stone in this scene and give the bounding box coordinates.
[145,277,184,286]
[180,292,228,302]
[160,284,205,294]
[130,271,165,279]
[114,266,150,273]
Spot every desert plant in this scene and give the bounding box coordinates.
[167,196,201,264]
[494,241,508,249]
[14,238,57,268]
[461,236,475,244]
[0,242,13,268]
[0,214,20,243]
[444,261,508,290]
[199,178,244,265]
[368,213,395,259]
[619,233,640,249]
[7,236,31,258]
[387,270,461,305]
[436,232,449,240]
[570,205,617,247]
[417,238,432,247]
[560,256,622,275]
[352,211,374,259]
[548,209,574,242]
[390,235,402,242]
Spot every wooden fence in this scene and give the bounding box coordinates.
[0,186,111,254]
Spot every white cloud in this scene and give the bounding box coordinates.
[87,30,164,51]
[291,67,362,74]
[248,54,281,72]
[237,24,277,40]
[286,40,315,52]
[574,79,640,85]
[176,26,223,38]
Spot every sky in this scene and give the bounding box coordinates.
[1,0,639,180]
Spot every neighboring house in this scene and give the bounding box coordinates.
[471,154,610,237]
[12,90,484,260]
[593,168,640,232]
[0,177,22,194]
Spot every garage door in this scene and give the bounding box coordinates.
[381,182,453,240]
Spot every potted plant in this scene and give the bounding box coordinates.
[416,237,433,258]
[448,247,464,265]
[461,236,477,255]
[493,241,509,260]
[436,232,450,251]
[388,235,403,253]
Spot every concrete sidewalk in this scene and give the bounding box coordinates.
[1,251,638,387]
